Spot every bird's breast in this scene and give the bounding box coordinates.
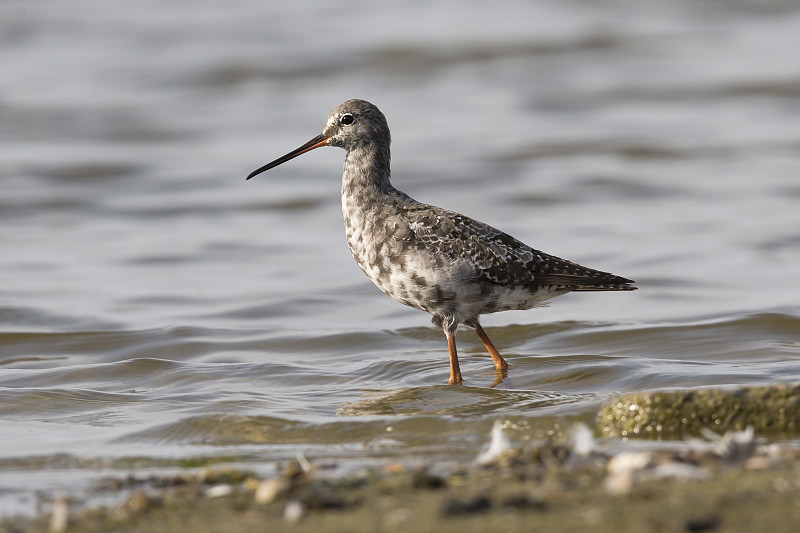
[343,210,484,316]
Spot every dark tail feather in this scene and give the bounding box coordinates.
[539,272,637,291]
[571,282,637,292]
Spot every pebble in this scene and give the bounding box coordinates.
[49,494,68,533]
[284,500,305,522]
[205,484,234,498]
[254,478,289,504]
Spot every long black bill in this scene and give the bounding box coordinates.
[246,134,330,181]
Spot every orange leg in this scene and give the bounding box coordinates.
[446,330,463,385]
[470,321,508,371]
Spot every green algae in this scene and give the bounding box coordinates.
[599,384,800,438]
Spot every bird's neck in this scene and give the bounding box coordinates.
[340,142,408,271]
[341,143,394,199]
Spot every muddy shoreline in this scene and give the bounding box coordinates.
[5,385,799,533]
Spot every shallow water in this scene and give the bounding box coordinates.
[2,0,800,517]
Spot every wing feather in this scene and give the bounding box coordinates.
[402,204,635,290]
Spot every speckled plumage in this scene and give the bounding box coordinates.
[247,99,636,384]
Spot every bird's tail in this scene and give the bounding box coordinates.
[571,281,637,291]
[539,271,637,292]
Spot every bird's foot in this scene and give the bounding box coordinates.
[447,373,463,385]
[493,357,509,371]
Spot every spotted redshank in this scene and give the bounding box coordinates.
[247,99,636,385]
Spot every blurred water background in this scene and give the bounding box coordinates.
[2,0,800,516]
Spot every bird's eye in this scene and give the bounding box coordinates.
[340,114,355,125]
